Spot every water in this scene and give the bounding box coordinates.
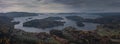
[12,13,101,33]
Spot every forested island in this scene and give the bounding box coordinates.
[66,16,85,27]
[23,17,65,29]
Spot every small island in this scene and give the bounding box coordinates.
[76,22,85,27]
[66,16,84,22]
[23,17,65,29]
[66,16,85,27]
[44,17,64,21]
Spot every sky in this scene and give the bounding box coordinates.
[0,0,120,13]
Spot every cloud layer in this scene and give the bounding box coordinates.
[0,0,120,13]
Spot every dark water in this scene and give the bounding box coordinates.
[12,13,101,33]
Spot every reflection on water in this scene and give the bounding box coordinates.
[12,13,101,33]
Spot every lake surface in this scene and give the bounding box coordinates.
[12,13,101,33]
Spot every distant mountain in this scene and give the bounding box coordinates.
[89,12,120,16]
[0,12,38,18]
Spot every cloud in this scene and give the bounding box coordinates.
[0,0,120,13]
[0,0,71,13]
[52,0,120,12]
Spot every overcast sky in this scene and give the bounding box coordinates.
[0,0,120,13]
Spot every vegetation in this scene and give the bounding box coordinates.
[0,12,38,18]
[0,13,120,44]
[43,17,64,21]
[23,18,65,29]
[66,16,85,27]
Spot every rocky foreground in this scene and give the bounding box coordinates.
[0,16,119,44]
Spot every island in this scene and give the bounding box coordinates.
[44,17,64,21]
[76,21,85,27]
[23,17,65,29]
[66,16,85,27]
[66,16,84,22]
[66,14,120,27]
[83,13,120,24]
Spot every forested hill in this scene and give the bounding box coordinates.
[0,12,38,18]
